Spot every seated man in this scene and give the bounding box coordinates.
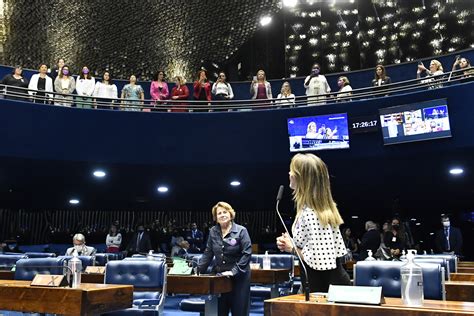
[1,239,22,253]
[65,233,97,256]
[177,240,191,258]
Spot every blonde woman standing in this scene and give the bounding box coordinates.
[277,153,350,292]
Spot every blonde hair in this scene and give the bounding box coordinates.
[338,76,350,86]
[281,81,292,95]
[175,75,186,85]
[211,201,236,221]
[430,59,443,72]
[290,153,344,227]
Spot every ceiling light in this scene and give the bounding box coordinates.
[351,215,359,219]
[283,0,298,8]
[260,16,272,26]
[69,199,80,205]
[230,181,241,187]
[93,170,106,178]
[449,168,464,175]
[157,186,169,193]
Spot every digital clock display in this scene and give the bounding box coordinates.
[349,115,380,133]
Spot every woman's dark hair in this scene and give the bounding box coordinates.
[153,70,166,81]
[109,224,118,236]
[102,71,114,85]
[58,65,70,78]
[79,66,92,80]
[375,64,387,80]
[196,69,208,81]
[11,65,23,75]
[38,63,48,69]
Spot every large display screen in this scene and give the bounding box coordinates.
[379,99,451,145]
[287,113,350,152]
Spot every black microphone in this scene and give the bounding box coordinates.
[275,185,311,302]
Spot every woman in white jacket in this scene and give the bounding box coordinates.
[75,66,96,108]
[28,63,54,103]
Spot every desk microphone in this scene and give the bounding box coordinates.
[275,185,311,302]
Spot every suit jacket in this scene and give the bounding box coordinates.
[126,231,152,254]
[185,229,204,251]
[434,226,463,255]
[359,229,381,260]
[65,245,96,256]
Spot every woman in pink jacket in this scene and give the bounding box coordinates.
[150,70,169,110]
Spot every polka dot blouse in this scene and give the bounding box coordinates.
[292,207,347,270]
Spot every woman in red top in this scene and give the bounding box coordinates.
[170,76,189,112]
[193,69,212,112]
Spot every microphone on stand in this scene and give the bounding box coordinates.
[275,185,311,302]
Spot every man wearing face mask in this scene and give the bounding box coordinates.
[126,224,152,257]
[65,234,96,256]
[304,63,331,106]
[434,215,463,255]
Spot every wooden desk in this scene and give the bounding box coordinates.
[458,267,474,274]
[264,294,474,315]
[446,281,474,301]
[451,273,474,282]
[251,269,290,284]
[0,279,132,316]
[0,270,14,280]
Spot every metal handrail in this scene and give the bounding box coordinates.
[0,68,471,111]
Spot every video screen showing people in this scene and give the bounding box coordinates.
[379,99,451,145]
[287,113,350,152]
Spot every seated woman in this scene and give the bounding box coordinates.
[106,224,122,253]
[1,65,29,101]
[276,81,295,107]
[336,76,352,100]
[417,59,444,89]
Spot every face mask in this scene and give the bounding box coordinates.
[62,69,69,76]
[392,224,400,230]
[311,68,320,75]
[83,69,89,74]
[74,245,83,253]
[442,221,450,227]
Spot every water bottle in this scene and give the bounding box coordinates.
[400,251,423,306]
[262,251,271,269]
[365,249,376,261]
[68,254,82,288]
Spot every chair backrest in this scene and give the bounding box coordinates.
[132,253,167,260]
[105,260,167,314]
[412,257,450,280]
[354,261,445,300]
[415,254,457,273]
[105,259,166,288]
[18,244,49,253]
[48,244,71,255]
[14,257,67,280]
[0,254,28,268]
[24,252,56,258]
[251,254,294,272]
[94,253,120,266]
[57,255,95,270]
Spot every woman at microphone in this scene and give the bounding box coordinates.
[276,153,350,292]
[198,201,252,316]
